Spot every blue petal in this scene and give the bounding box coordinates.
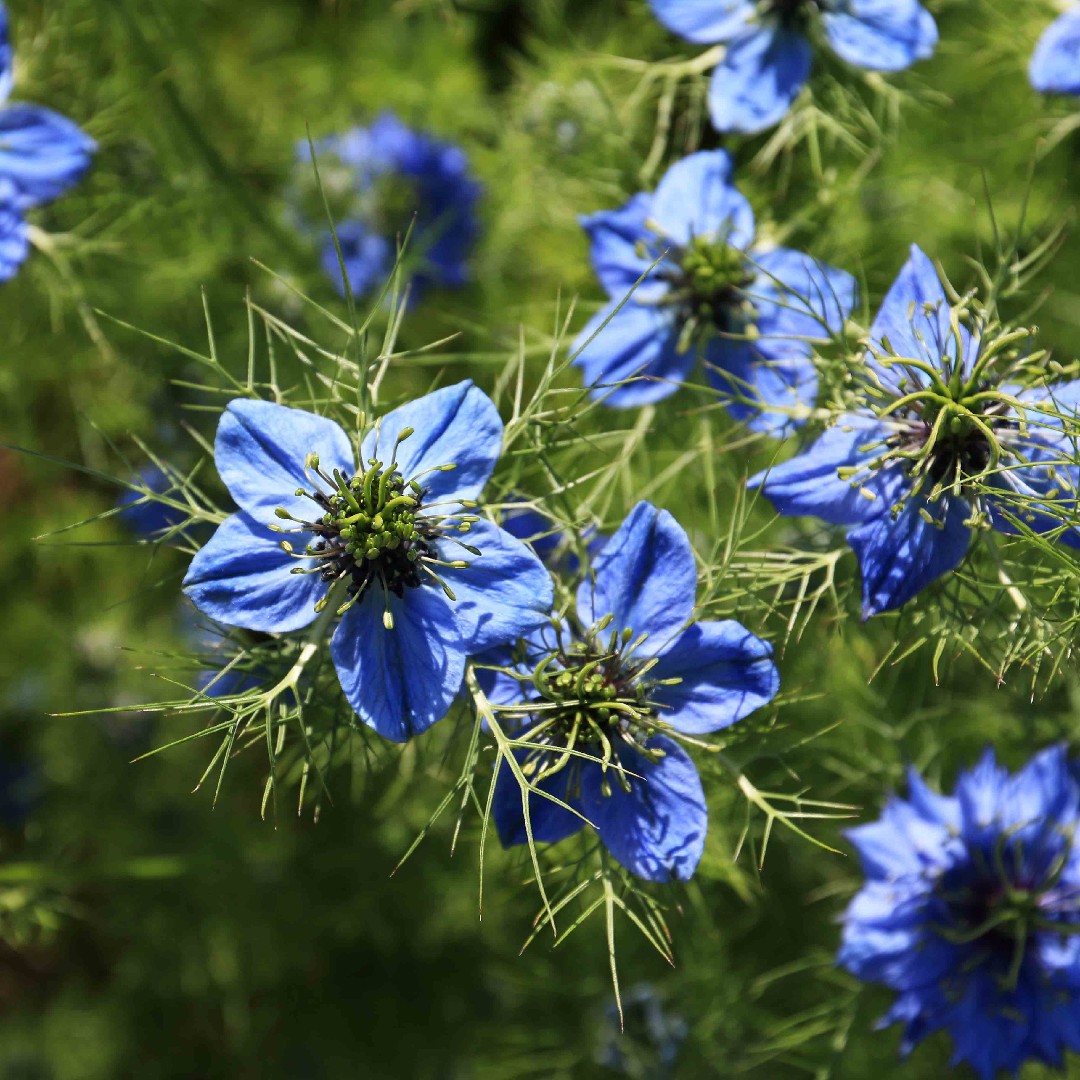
[331,582,464,742]
[360,381,502,507]
[848,495,971,617]
[749,416,901,525]
[647,0,755,44]
[0,5,10,105]
[750,246,858,345]
[576,502,696,654]
[183,513,323,633]
[572,299,693,407]
[0,187,27,282]
[823,1,938,73]
[320,220,394,300]
[708,24,813,135]
[867,244,976,390]
[117,465,187,538]
[1030,10,1080,95]
[492,746,587,848]
[649,150,755,249]
[0,103,95,208]
[436,519,553,654]
[651,620,779,734]
[580,192,666,300]
[582,736,707,883]
[215,399,355,523]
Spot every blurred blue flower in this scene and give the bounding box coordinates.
[597,984,688,1078]
[840,746,1080,1079]
[182,383,552,742]
[116,465,188,539]
[0,178,26,281]
[648,0,937,134]
[489,501,779,882]
[1030,6,1080,96]
[499,500,605,572]
[0,1,95,284]
[751,244,1080,617]
[297,112,481,301]
[573,150,856,433]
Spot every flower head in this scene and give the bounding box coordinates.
[751,244,1080,617]
[295,112,481,301]
[648,0,938,134]
[0,178,26,282]
[1030,5,1080,97]
[840,746,1080,1079]
[488,501,779,882]
[573,150,855,433]
[182,382,553,742]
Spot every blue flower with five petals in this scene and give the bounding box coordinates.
[487,501,779,882]
[648,0,938,134]
[751,244,1080,618]
[573,150,855,433]
[182,382,553,742]
[0,2,95,282]
[840,746,1080,1080]
[1030,4,1080,96]
[297,112,481,301]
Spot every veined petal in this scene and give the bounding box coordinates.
[580,192,668,300]
[647,0,755,44]
[749,246,858,343]
[572,299,694,407]
[361,381,502,507]
[848,494,971,617]
[867,244,976,389]
[823,1,938,73]
[331,582,464,742]
[708,24,812,135]
[650,150,755,249]
[582,736,707,883]
[651,620,779,734]
[576,501,696,656]
[0,103,95,208]
[436,519,553,654]
[182,513,322,634]
[492,744,587,848]
[749,415,902,525]
[215,399,355,523]
[1030,9,1080,96]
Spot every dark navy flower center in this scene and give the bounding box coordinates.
[765,0,828,30]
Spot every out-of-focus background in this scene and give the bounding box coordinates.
[2,1,1080,1076]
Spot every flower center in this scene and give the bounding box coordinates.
[764,0,827,30]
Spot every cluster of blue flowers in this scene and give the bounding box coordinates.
[0,2,95,283]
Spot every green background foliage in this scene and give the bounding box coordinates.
[3,0,1080,1076]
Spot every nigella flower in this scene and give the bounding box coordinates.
[182,381,553,742]
[488,501,779,882]
[840,746,1080,1079]
[648,0,938,134]
[573,150,855,434]
[751,244,1080,617]
[296,112,481,301]
[0,1,95,282]
[1030,5,1080,96]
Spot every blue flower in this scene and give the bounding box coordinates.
[840,746,1080,1079]
[182,382,553,742]
[1030,6,1080,96]
[573,150,856,433]
[0,2,95,283]
[488,501,779,882]
[297,112,481,301]
[750,244,1080,617]
[117,465,188,539]
[648,0,938,134]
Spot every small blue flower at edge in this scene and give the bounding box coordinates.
[182,381,553,743]
[1030,4,1080,96]
[573,149,856,435]
[299,112,481,302]
[840,746,1080,1080]
[750,244,1080,618]
[647,0,937,134]
[487,501,780,883]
